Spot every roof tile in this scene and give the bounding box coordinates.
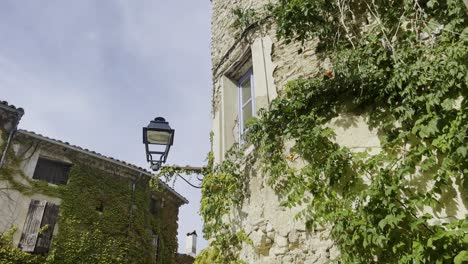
[0,100,25,114]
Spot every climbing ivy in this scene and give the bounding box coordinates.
[0,227,46,264]
[197,145,252,264]
[157,134,251,263]
[195,0,468,263]
[0,139,179,264]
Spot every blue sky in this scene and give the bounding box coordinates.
[0,1,212,253]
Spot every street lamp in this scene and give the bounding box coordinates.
[143,117,175,171]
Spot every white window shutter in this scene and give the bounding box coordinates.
[18,200,46,252]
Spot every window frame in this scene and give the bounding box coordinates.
[238,68,255,141]
[32,157,72,185]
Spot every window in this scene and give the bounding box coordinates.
[238,69,255,138]
[95,201,104,213]
[19,200,59,253]
[149,198,158,215]
[33,157,71,185]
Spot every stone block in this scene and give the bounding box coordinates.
[266,222,274,232]
[329,246,340,260]
[276,235,288,247]
[271,246,288,256]
[251,230,266,249]
[288,229,299,244]
[282,255,294,263]
[266,231,275,239]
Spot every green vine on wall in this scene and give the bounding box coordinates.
[157,134,251,264]
[0,141,178,264]
[196,0,468,263]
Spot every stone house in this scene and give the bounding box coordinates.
[209,0,467,263]
[0,100,190,263]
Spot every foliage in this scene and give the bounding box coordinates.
[202,0,467,263]
[51,164,166,264]
[159,134,251,264]
[194,245,247,264]
[0,227,45,264]
[0,147,177,263]
[256,0,466,262]
[231,7,260,31]
[47,222,127,264]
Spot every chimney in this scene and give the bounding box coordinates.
[186,230,197,256]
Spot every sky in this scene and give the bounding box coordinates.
[0,1,212,253]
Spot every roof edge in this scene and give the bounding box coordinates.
[0,101,25,116]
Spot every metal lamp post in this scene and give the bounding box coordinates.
[143,117,174,171]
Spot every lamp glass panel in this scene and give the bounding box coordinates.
[147,130,171,145]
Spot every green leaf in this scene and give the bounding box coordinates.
[456,146,467,158]
[427,0,437,8]
[454,251,468,264]
[461,27,468,42]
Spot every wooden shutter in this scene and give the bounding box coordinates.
[33,158,71,185]
[152,233,159,261]
[18,200,46,252]
[35,202,60,253]
[18,200,60,253]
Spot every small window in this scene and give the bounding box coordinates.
[238,69,255,138]
[33,157,71,185]
[96,201,104,213]
[149,198,158,215]
[19,200,59,253]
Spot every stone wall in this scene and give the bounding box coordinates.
[210,0,341,263]
[210,0,323,163]
[210,0,467,263]
[233,160,339,264]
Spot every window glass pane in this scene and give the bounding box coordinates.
[242,101,253,130]
[240,77,251,105]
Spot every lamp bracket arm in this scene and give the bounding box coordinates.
[175,173,202,189]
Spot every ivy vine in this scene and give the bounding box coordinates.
[0,139,178,264]
[193,0,468,263]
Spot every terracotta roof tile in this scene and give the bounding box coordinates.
[0,100,25,114]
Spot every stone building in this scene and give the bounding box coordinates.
[210,3,338,262]
[0,100,190,263]
[209,0,467,263]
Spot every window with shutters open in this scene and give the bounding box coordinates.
[18,200,59,253]
[33,157,71,185]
